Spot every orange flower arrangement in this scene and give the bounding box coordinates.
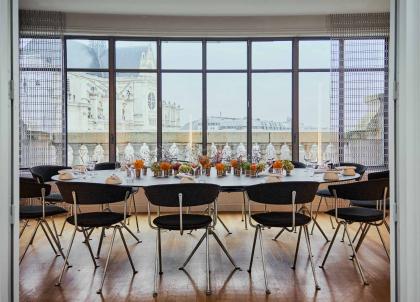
[215,163,225,171]
[272,160,283,169]
[199,155,210,166]
[250,163,257,171]
[134,159,144,170]
[231,159,239,168]
[159,161,171,171]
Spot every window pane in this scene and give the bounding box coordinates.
[67,72,109,165]
[116,41,156,69]
[252,41,292,69]
[344,39,385,69]
[116,72,157,164]
[207,73,247,159]
[299,40,331,69]
[299,72,331,162]
[252,73,292,162]
[162,73,202,160]
[67,39,108,69]
[162,41,202,69]
[207,42,247,70]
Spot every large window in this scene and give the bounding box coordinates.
[62,37,389,167]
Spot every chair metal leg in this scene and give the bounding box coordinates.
[211,229,240,269]
[97,227,117,294]
[121,224,141,243]
[20,220,41,264]
[205,227,211,295]
[20,220,29,239]
[340,227,346,242]
[272,228,285,241]
[320,222,341,268]
[59,216,67,236]
[56,228,77,286]
[384,219,390,233]
[131,194,140,233]
[39,220,58,255]
[323,197,335,229]
[180,231,206,269]
[375,225,390,260]
[311,216,330,242]
[217,215,232,235]
[158,228,163,274]
[247,227,258,273]
[355,224,371,254]
[51,218,62,250]
[352,223,364,244]
[291,226,302,269]
[258,226,270,294]
[42,220,71,266]
[153,229,159,297]
[344,224,368,285]
[82,228,99,269]
[310,198,322,235]
[96,227,105,259]
[242,192,248,230]
[118,226,138,274]
[304,226,321,290]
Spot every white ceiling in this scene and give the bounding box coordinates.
[19,0,389,16]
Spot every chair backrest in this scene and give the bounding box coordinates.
[56,181,132,205]
[339,162,367,180]
[30,165,71,183]
[246,181,319,205]
[20,178,51,199]
[368,170,389,180]
[94,162,121,170]
[144,183,220,207]
[328,178,388,201]
[291,161,306,168]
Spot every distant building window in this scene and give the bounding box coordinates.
[148,92,156,110]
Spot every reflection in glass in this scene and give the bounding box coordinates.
[67,39,108,69]
[116,41,157,69]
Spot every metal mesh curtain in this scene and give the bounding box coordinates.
[329,13,389,169]
[19,10,65,168]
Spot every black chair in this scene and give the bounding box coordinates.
[220,187,246,232]
[319,179,389,285]
[19,178,67,264]
[311,162,367,237]
[55,182,138,294]
[143,183,239,296]
[291,161,307,168]
[30,165,71,202]
[94,162,139,233]
[246,181,321,293]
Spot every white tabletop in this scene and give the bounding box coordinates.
[52,168,360,189]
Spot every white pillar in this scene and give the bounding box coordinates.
[0,0,18,300]
[395,0,420,300]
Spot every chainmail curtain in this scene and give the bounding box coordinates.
[329,13,389,169]
[19,10,65,168]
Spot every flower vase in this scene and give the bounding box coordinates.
[142,167,148,176]
[206,168,211,176]
[234,168,241,176]
[274,168,282,175]
[286,170,292,176]
[153,171,160,177]
[216,169,223,177]
[135,169,141,179]
[245,169,250,177]
[163,170,169,177]
[250,170,257,177]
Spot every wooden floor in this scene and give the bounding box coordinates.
[19,213,390,302]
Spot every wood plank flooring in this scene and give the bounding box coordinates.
[19,214,390,302]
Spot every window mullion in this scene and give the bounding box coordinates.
[157,40,162,160]
[291,38,299,161]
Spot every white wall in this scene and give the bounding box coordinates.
[0,0,19,301]
[396,0,420,301]
[64,13,330,37]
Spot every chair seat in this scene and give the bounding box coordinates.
[153,214,212,230]
[44,192,64,203]
[251,212,311,228]
[316,188,332,197]
[350,199,390,209]
[67,212,125,228]
[221,187,244,193]
[326,207,383,223]
[20,205,67,219]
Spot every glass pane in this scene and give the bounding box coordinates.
[207,73,247,160]
[116,72,157,164]
[162,41,202,69]
[344,39,385,69]
[20,38,62,69]
[116,41,157,69]
[299,40,331,69]
[162,73,202,161]
[207,41,247,70]
[252,73,292,162]
[252,41,292,69]
[299,72,331,163]
[67,39,108,69]
[67,72,109,165]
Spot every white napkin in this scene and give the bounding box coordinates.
[265,174,282,183]
[58,171,74,180]
[180,175,196,183]
[105,174,122,185]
